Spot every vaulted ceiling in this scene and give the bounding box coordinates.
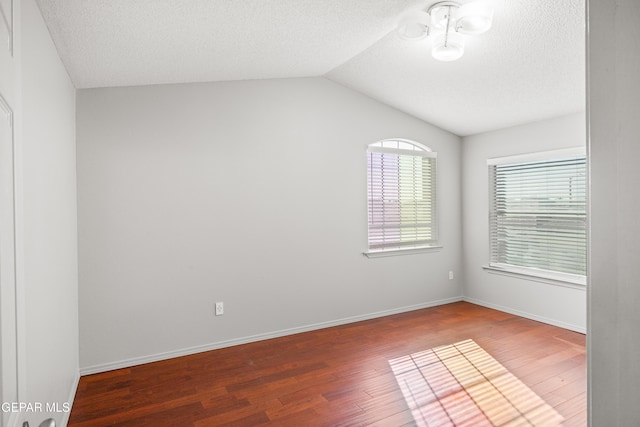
[36,0,585,136]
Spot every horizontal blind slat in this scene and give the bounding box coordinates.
[367,144,437,250]
[489,154,586,276]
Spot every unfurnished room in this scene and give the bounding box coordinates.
[1,0,639,426]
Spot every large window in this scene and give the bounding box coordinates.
[488,148,586,283]
[366,139,437,254]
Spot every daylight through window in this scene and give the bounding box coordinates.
[488,148,587,281]
[366,139,437,253]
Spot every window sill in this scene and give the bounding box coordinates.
[482,264,586,289]
[363,246,443,258]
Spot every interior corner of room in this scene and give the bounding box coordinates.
[0,0,638,425]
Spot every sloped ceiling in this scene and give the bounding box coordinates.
[36,0,585,136]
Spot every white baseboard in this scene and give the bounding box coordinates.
[462,296,586,334]
[80,296,464,376]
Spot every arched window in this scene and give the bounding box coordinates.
[366,139,437,253]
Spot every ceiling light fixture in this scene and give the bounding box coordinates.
[397,0,493,62]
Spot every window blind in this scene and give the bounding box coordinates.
[488,151,586,277]
[367,146,437,251]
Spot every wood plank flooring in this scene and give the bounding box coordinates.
[68,302,586,426]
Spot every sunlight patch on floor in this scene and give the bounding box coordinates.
[389,339,563,426]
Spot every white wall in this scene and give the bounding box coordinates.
[17,1,79,425]
[587,0,640,425]
[462,113,586,332]
[76,77,463,372]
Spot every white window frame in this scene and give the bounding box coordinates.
[486,147,587,286]
[364,139,440,258]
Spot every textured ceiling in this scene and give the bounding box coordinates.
[35,0,420,88]
[327,0,586,135]
[36,0,585,136]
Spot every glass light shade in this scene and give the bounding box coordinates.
[432,32,464,61]
[456,1,493,34]
[397,11,430,40]
[429,4,457,30]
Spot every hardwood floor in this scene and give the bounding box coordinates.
[68,302,586,426]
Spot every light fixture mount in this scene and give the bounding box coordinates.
[396,0,493,62]
[426,1,461,15]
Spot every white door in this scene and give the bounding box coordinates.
[0,1,17,426]
[0,94,16,427]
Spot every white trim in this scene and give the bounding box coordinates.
[0,92,19,427]
[61,370,80,427]
[367,146,437,157]
[0,0,13,56]
[483,264,586,288]
[463,296,586,334]
[368,138,433,152]
[487,146,586,166]
[4,413,16,427]
[363,245,443,258]
[15,371,78,427]
[79,296,463,375]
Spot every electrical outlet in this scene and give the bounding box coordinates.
[449,270,454,280]
[215,302,224,316]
